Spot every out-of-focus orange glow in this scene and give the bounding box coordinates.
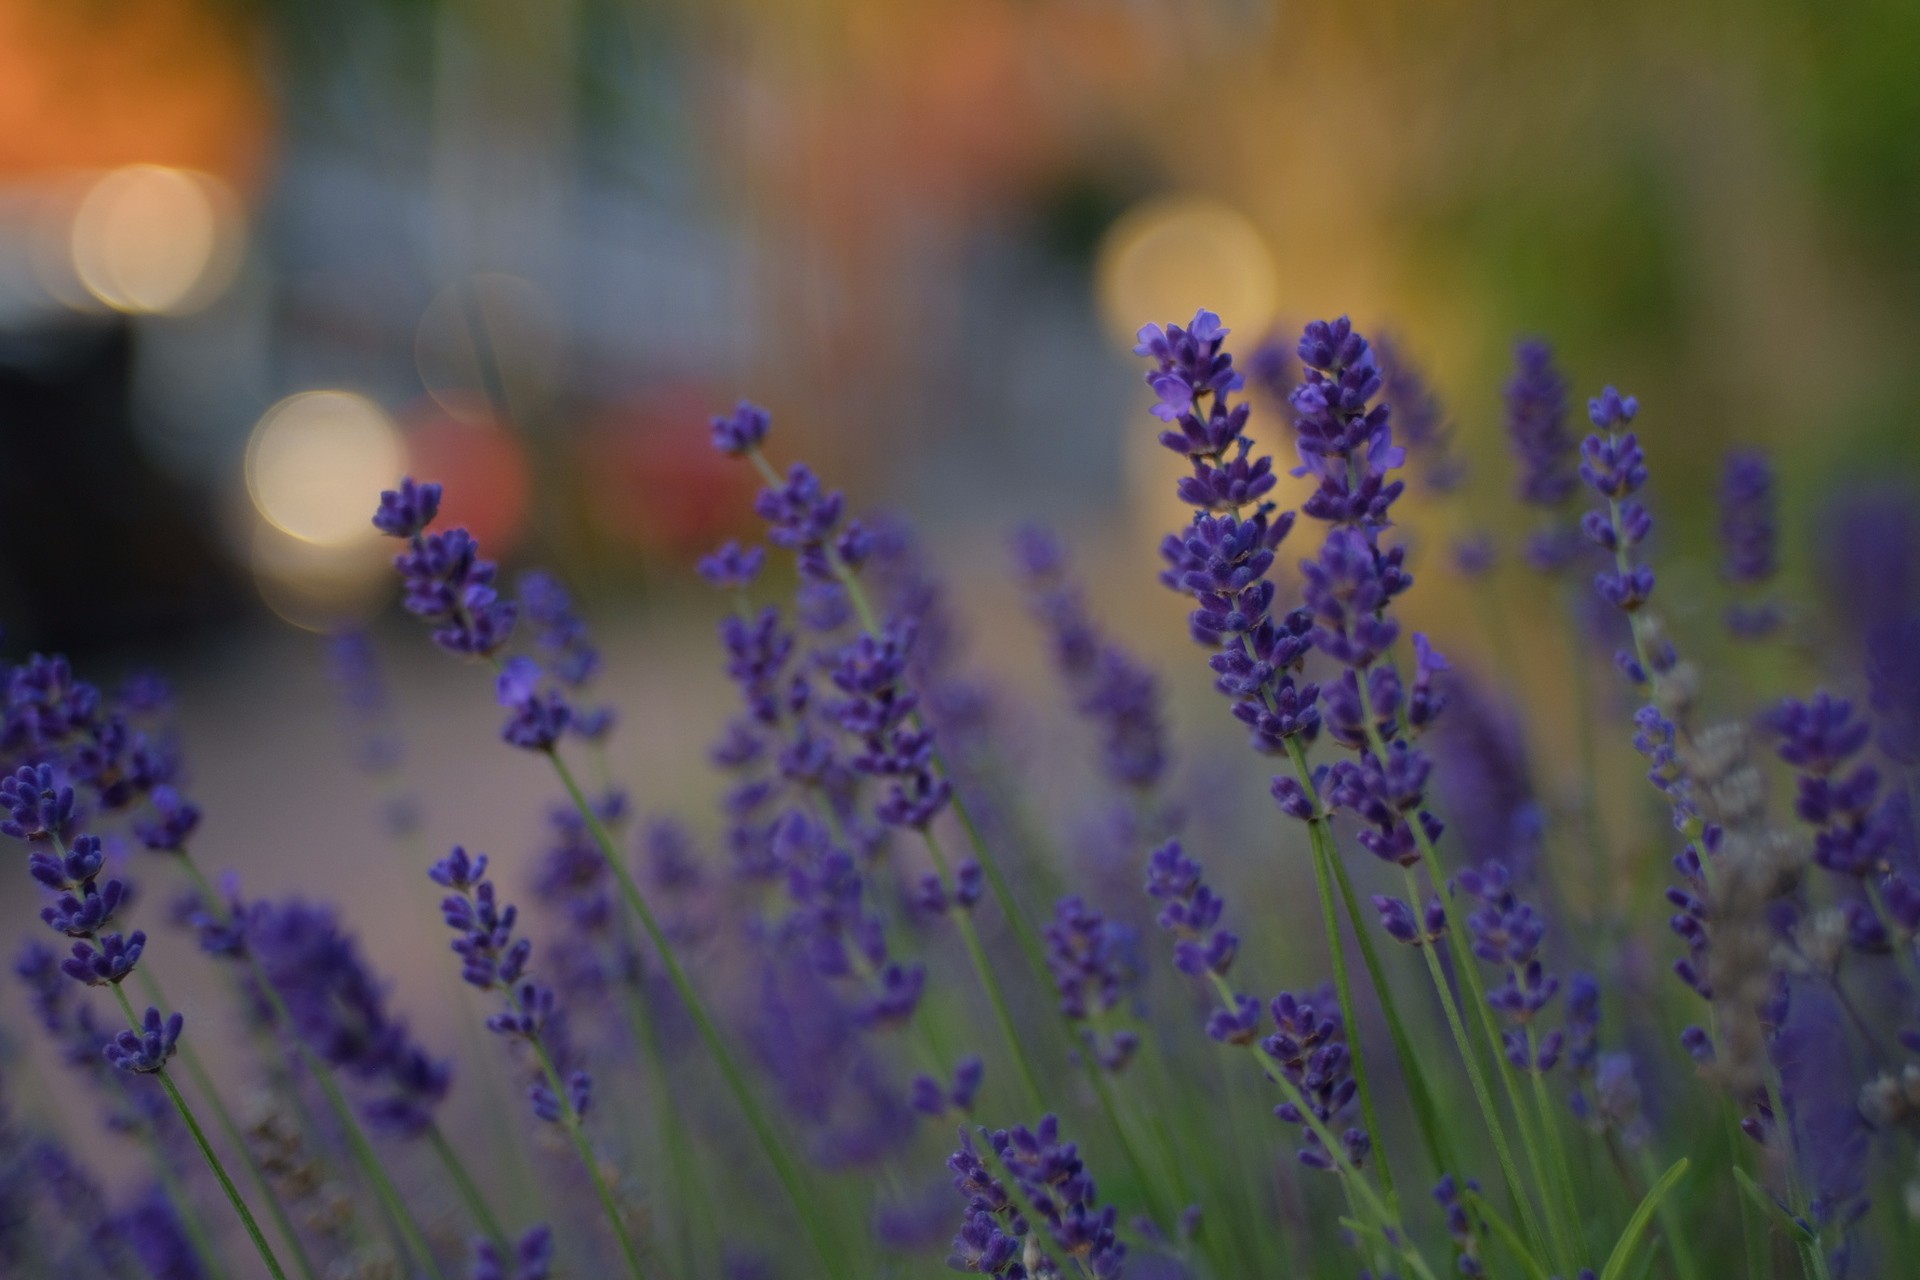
[399,397,533,555]
[69,165,242,314]
[0,0,269,188]
[1095,195,1279,348]
[581,386,754,560]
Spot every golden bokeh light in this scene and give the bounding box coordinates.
[245,391,403,547]
[248,520,392,633]
[69,164,242,314]
[1094,195,1277,349]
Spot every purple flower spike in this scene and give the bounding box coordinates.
[711,400,772,456]
[103,1006,183,1074]
[474,1225,553,1280]
[699,539,767,590]
[372,477,442,538]
[382,506,519,658]
[496,658,573,752]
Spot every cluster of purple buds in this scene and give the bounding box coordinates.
[1043,896,1141,1072]
[773,811,926,1029]
[1503,340,1585,572]
[990,1115,1128,1278]
[518,571,615,740]
[946,1130,1030,1276]
[472,1225,554,1280]
[732,407,870,592]
[1433,1174,1485,1277]
[1767,692,1895,880]
[1288,317,1406,530]
[910,1056,985,1120]
[430,846,591,1125]
[1264,986,1369,1171]
[247,898,452,1136]
[1013,526,1170,794]
[826,621,951,830]
[375,478,517,657]
[1457,862,1564,1072]
[1578,387,1657,622]
[1144,840,1238,978]
[1135,312,1318,757]
[1719,451,1782,639]
[1375,335,1464,495]
[495,657,573,753]
[914,860,983,915]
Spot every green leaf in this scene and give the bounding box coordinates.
[1733,1166,1818,1245]
[1463,1186,1553,1280]
[1601,1157,1690,1280]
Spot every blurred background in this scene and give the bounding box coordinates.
[4,0,1919,1209]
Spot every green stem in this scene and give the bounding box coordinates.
[630,977,718,1277]
[919,827,1046,1112]
[426,1123,510,1253]
[503,981,650,1280]
[134,968,322,1280]
[1285,736,1397,1211]
[1201,971,1437,1280]
[549,751,841,1274]
[106,983,288,1280]
[1527,1064,1584,1260]
[1323,839,1456,1177]
[174,854,448,1280]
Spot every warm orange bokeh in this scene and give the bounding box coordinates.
[0,0,270,190]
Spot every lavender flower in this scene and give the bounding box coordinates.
[495,657,573,752]
[989,1115,1128,1278]
[1135,311,1315,757]
[1456,861,1564,1072]
[1264,986,1369,1170]
[375,481,517,657]
[430,847,592,1126]
[1504,340,1582,571]
[1044,896,1142,1071]
[518,571,614,739]
[248,898,451,1136]
[1375,335,1463,494]
[1720,450,1782,639]
[472,1225,553,1280]
[1014,526,1170,795]
[1433,1175,1485,1277]
[1144,840,1239,978]
[102,1008,183,1075]
[1766,692,1889,878]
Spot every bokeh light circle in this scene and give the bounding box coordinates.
[246,391,403,547]
[1094,195,1278,347]
[69,165,242,315]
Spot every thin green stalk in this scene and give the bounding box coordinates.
[116,1072,233,1280]
[174,854,448,1280]
[105,983,288,1280]
[1526,1065,1584,1259]
[1285,737,1396,1210]
[1350,667,1573,1267]
[426,1123,509,1253]
[503,983,651,1280]
[133,967,323,1280]
[1397,864,1554,1265]
[629,977,718,1277]
[1201,971,1438,1280]
[549,752,842,1274]
[1323,839,1457,1177]
[918,826,1046,1112]
[1634,1146,1703,1280]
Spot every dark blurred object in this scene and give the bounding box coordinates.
[0,319,237,653]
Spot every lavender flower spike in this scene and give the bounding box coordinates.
[1719,450,1782,639]
[374,478,517,657]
